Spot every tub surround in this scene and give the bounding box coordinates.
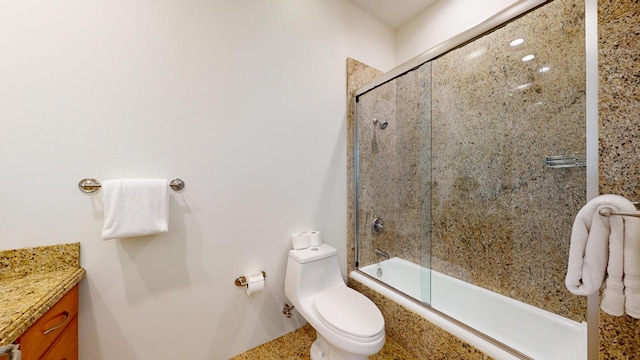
[357,259,588,360]
[347,58,486,359]
[0,243,85,346]
[348,278,492,359]
[345,0,640,358]
[355,0,586,323]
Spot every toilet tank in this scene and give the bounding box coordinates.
[285,244,345,301]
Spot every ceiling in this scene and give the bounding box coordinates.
[348,0,438,29]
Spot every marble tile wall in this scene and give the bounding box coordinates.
[356,76,400,266]
[348,278,492,359]
[346,58,383,274]
[598,0,640,357]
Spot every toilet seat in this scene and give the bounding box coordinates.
[313,287,384,340]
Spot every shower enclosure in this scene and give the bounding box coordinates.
[354,0,587,355]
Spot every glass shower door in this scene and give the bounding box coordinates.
[428,0,586,319]
[355,62,433,305]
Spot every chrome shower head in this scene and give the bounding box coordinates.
[373,118,388,130]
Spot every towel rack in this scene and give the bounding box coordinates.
[78,178,185,193]
[599,207,640,218]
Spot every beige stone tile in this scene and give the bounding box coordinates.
[229,323,415,360]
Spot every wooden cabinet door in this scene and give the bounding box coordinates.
[18,286,78,360]
[40,315,78,360]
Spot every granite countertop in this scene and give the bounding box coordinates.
[0,243,85,346]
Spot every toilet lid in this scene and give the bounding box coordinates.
[314,287,384,338]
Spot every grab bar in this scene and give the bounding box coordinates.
[598,207,640,218]
[78,178,185,193]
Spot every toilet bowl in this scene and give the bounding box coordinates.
[285,243,385,360]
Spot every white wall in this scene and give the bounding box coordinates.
[0,1,395,358]
[396,0,521,64]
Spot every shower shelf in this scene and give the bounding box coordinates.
[543,153,586,168]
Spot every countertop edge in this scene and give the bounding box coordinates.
[1,268,86,346]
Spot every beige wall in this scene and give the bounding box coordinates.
[395,0,527,64]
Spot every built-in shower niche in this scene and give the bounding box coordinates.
[354,0,587,357]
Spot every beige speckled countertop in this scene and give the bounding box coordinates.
[0,243,85,346]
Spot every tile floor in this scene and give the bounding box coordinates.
[229,324,415,360]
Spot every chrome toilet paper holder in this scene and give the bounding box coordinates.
[235,271,266,287]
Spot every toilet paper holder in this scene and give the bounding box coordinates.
[235,271,266,288]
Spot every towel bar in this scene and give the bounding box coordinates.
[78,178,185,193]
[599,207,640,218]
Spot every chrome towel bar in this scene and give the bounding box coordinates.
[78,178,185,193]
[599,207,640,218]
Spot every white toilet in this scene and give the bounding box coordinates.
[285,243,385,360]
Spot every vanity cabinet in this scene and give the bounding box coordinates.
[16,285,78,360]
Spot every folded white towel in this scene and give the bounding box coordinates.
[600,197,628,316]
[566,194,640,318]
[102,179,169,240]
[624,216,640,318]
[625,275,640,318]
[565,195,619,296]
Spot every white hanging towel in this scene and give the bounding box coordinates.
[102,179,169,240]
[565,194,640,318]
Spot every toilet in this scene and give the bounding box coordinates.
[285,243,385,360]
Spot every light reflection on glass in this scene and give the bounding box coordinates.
[466,48,487,60]
[510,38,524,46]
[538,66,551,72]
[514,83,534,90]
[521,54,535,62]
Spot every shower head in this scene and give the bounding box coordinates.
[373,118,388,130]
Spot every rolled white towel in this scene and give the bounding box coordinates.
[565,195,627,296]
[625,275,640,319]
[566,194,640,317]
[624,208,640,318]
[600,201,627,316]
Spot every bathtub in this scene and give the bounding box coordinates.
[353,257,587,360]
